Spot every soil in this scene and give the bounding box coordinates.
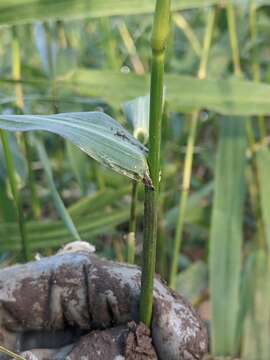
[65,321,157,360]
[66,326,128,360]
[125,322,157,360]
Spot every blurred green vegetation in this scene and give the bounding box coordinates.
[0,1,270,358]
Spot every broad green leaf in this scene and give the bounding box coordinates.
[256,147,270,249]
[237,250,257,348]
[0,0,219,26]
[34,137,81,242]
[4,69,270,116]
[209,117,246,356]
[0,112,151,186]
[62,69,270,116]
[241,250,270,360]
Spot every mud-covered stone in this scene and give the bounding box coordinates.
[66,326,128,359]
[0,252,208,359]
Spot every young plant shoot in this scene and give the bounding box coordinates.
[139,0,171,327]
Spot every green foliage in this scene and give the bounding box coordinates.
[0,0,219,25]
[66,141,88,195]
[0,133,27,184]
[176,260,208,304]
[0,112,151,184]
[0,207,136,252]
[256,147,270,248]
[67,69,270,116]
[241,251,270,360]
[209,117,246,356]
[0,1,270,357]
[123,94,150,144]
[35,137,81,241]
[0,179,16,222]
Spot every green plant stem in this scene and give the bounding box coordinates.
[249,0,266,141]
[99,17,120,70]
[156,105,169,278]
[226,2,255,146]
[249,0,259,81]
[12,27,23,110]
[169,111,198,288]
[198,9,216,80]
[118,20,145,75]
[227,2,265,250]
[248,0,266,248]
[139,0,171,327]
[169,8,215,289]
[56,20,69,48]
[23,135,41,219]
[246,167,265,249]
[156,205,166,277]
[122,21,146,264]
[173,14,201,57]
[226,2,256,148]
[226,1,241,77]
[35,138,81,242]
[127,181,138,263]
[0,130,29,261]
[12,26,41,219]
[44,22,57,113]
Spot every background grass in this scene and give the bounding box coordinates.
[0,1,270,357]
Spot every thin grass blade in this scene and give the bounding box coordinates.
[34,137,81,242]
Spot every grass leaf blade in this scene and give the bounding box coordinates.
[34,138,81,242]
[65,69,270,116]
[0,111,151,186]
[0,0,219,26]
[256,147,270,248]
[209,117,246,355]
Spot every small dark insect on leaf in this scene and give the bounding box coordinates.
[0,111,151,185]
[114,130,130,141]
